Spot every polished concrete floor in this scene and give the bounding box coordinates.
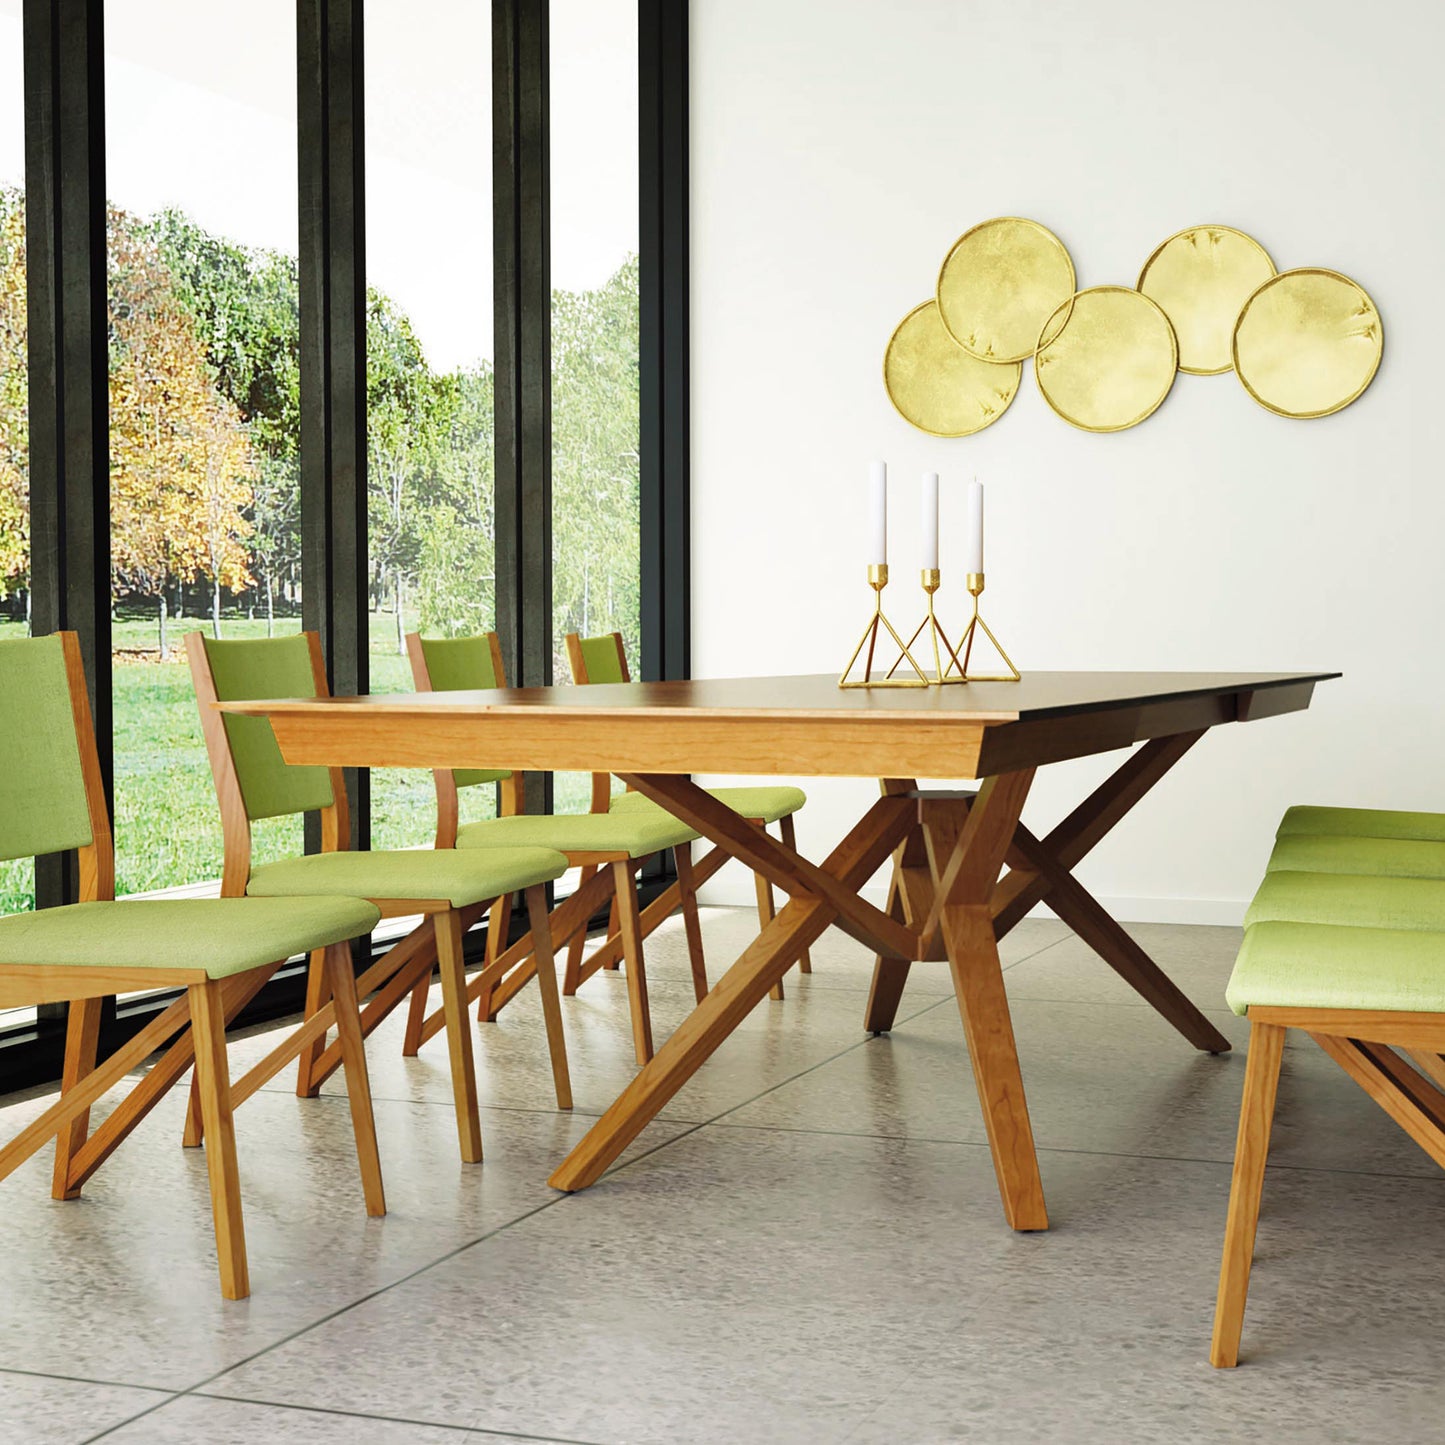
[2,908,1443,1443]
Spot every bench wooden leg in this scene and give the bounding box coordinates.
[779,814,812,974]
[1211,1019,1285,1367]
[324,942,386,1217]
[437,906,483,1163]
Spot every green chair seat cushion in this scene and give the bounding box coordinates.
[247,847,568,907]
[456,810,698,859]
[1227,921,1445,1016]
[1245,871,1445,933]
[611,784,807,826]
[0,897,381,979]
[1268,834,1445,880]
[1277,806,1445,843]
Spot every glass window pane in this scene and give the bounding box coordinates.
[550,0,640,815]
[106,0,301,895]
[366,4,496,849]
[0,0,31,923]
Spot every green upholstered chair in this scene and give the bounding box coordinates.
[565,630,813,996]
[188,630,573,1163]
[406,631,708,1066]
[0,632,385,1300]
[1211,804,1445,1367]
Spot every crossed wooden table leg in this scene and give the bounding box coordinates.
[863,730,1231,1058]
[548,767,1053,1228]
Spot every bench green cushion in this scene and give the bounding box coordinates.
[247,847,568,907]
[0,896,381,978]
[1245,871,1445,933]
[1277,806,1445,843]
[457,810,698,859]
[1227,921,1445,1016]
[1268,834,1445,880]
[611,785,807,827]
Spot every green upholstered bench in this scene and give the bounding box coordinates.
[1211,803,1445,1368]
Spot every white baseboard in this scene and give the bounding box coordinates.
[696,880,1246,928]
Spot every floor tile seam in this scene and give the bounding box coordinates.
[78,1392,188,1445]
[998,931,1077,973]
[0,1364,176,1395]
[244,1085,709,1126]
[112,1112,724,1417]
[691,993,958,1131]
[186,1391,610,1445]
[697,1116,1445,1185]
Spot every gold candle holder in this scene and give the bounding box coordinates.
[888,569,967,684]
[838,564,929,688]
[954,571,1021,682]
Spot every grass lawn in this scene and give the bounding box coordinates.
[0,608,515,912]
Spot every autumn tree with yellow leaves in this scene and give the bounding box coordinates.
[0,190,28,602]
[108,206,254,656]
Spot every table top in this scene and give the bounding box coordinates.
[220,669,1338,780]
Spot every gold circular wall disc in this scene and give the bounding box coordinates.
[936,217,1076,364]
[1034,286,1179,432]
[1137,225,1276,374]
[1232,268,1383,419]
[884,300,1022,437]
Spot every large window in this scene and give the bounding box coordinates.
[366,2,497,849]
[0,1,29,916]
[105,0,302,894]
[551,0,641,813]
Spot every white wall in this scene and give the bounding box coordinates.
[689,0,1444,922]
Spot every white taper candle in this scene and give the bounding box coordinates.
[922,472,939,571]
[966,480,984,574]
[869,461,888,566]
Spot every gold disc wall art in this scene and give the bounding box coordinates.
[936,217,1075,364]
[1034,286,1178,432]
[883,299,1022,437]
[1232,268,1383,419]
[1137,226,1276,374]
[884,218,1381,436]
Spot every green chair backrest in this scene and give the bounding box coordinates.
[0,635,95,862]
[202,634,336,821]
[417,634,512,790]
[577,634,626,685]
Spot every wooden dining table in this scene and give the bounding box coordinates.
[220,668,1336,1230]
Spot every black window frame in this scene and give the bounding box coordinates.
[0,0,690,1095]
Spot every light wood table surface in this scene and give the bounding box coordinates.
[220,669,1337,1228]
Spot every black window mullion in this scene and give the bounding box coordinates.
[299,0,368,851]
[493,0,552,817]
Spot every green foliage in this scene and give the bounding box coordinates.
[551,255,641,674]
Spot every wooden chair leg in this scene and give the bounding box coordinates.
[675,842,709,1004]
[1211,1019,1286,1368]
[477,891,513,1022]
[402,975,432,1059]
[603,889,623,969]
[51,997,103,1200]
[524,885,573,1110]
[295,946,331,1098]
[779,813,812,973]
[436,907,483,1163]
[322,942,386,1216]
[563,865,600,995]
[612,859,653,1064]
[189,979,250,1301]
[754,861,783,1002]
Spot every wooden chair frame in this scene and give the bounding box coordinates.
[565,631,811,1003]
[188,630,571,1164]
[405,629,711,1066]
[0,633,384,1300]
[1211,1006,1445,1367]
